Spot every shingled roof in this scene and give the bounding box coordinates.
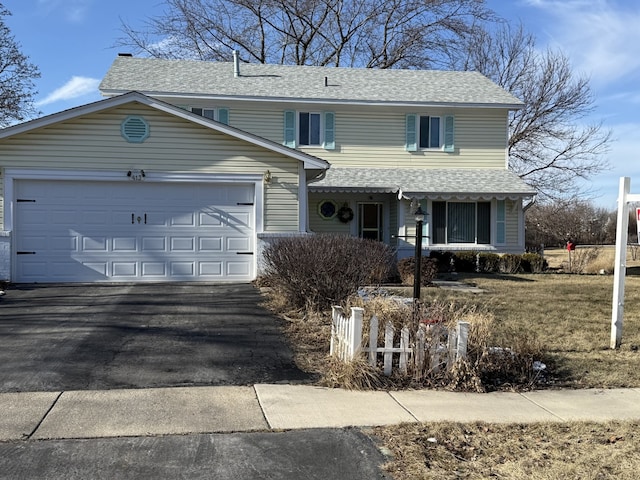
[100,57,523,108]
[308,167,536,199]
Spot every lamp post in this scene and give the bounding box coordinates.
[413,206,425,301]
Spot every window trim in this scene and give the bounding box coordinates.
[406,114,454,152]
[283,111,335,150]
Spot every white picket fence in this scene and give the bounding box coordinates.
[330,306,470,377]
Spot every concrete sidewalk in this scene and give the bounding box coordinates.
[3,385,640,442]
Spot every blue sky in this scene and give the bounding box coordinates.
[4,0,640,208]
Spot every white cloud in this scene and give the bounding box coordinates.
[525,0,640,88]
[37,0,92,23]
[36,76,100,106]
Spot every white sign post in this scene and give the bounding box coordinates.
[611,177,640,349]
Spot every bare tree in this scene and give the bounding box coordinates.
[454,23,610,200]
[526,200,616,248]
[118,0,493,68]
[0,4,40,127]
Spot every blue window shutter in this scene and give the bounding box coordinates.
[323,112,335,150]
[444,115,455,152]
[284,111,296,148]
[217,108,229,125]
[497,200,506,244]
[405,114,417,152]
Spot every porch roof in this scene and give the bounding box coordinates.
[308,167,536,200]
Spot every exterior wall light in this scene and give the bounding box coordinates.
[263,170,272,184]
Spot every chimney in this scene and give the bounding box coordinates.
[233,50,240,77]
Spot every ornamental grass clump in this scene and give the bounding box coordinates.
[259,234,395,312]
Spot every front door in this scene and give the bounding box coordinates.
[358,203,383,241]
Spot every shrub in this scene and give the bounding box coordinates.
[478,252,501,273]
[521,253,548,273]
[397,257,439,286]
[499,254,522,273]
[429,250,455,273]
[453,251,477,273]
[260,234,395,311]
[566,247,604,274]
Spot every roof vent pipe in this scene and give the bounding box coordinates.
[233,50,240,77]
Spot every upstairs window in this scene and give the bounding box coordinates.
[299,112,321,146]
[283,111,335,150]
[190,107,229,125]
[406,114,454,152]
[419,116,441,149]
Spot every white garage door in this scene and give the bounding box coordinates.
[14,180,255,282]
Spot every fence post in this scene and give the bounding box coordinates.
[330,306,343,357]
[399,326,410,374]
[447,327,457,368]
[348,307,363,360]
[384,322,395,376]
[456,321,470,360]
[369,315,379,367]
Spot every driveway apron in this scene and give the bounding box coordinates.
[0,283,312,392]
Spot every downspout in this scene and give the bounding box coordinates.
[523,195,536,212]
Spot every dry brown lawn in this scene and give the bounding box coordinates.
[373,420,640,479]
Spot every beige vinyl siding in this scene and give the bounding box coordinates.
[168,100,509,170]
[308,192,398,244]
[505,199,520,246]
[309,194,352,235]
[0,104,300,231]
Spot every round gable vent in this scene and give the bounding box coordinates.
[121,116,149,143]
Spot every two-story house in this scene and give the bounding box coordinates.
[0,54,535,283]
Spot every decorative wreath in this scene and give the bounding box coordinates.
[337,205,354,223]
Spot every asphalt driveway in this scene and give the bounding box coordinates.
[0,283,313,392]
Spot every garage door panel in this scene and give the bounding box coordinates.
[52,236,78,252]
[227,261,252,276]
[171,237,195,251]
[112,262,137,277]
[82,262,108,277]
[170,213,196,227]
[199,262,223,276]
[113,237,137,251]
[142,263,166,276]
[227,237,251,252]
[18,236,47,251]
[141,237,166,251]
[199,237,223,252]
[199,211,223,226]
[82,237,108,252]
[14,180,255,282]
